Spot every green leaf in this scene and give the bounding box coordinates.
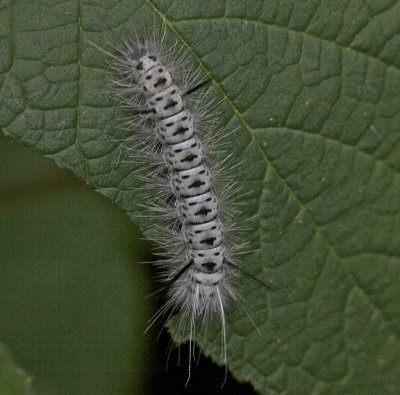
[0,342,33,395]
[1,0,400,393]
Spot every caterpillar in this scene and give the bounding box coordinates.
[95,27,254,380]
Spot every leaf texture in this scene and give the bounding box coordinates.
[1,0,400,393]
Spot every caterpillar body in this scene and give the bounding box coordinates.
[106,32,246,373]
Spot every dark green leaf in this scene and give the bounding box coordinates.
[1,1,400,393]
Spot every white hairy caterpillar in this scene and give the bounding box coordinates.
[93,25,264,381]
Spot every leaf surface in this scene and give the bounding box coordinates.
[1,0,400,393]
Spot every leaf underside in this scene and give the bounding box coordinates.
[1,0,400,393]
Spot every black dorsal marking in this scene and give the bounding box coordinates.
[195,207,211,216]
[181,154,197,162]
[188,180,205,189]
[154,77,167,87]
[164,100,178,110]
[173,126,188,136]
[201,237,216,246]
